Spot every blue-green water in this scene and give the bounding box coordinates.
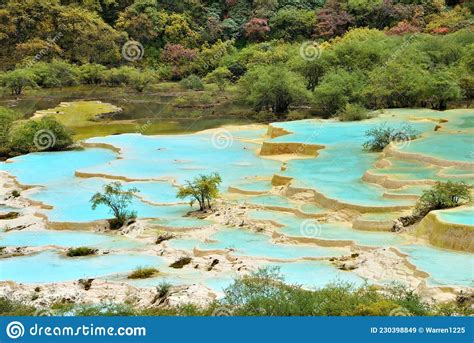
[0,110,472,289]
[435,208,474,226]
[170,227,347,260]
[0,230,143,249]
[0,250,165,283]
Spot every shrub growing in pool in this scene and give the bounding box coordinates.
[66,247,98,257]
[394,181,472,229]
[414,181,472,218]
[127,267,159,279]
[362,123,418,152]
[90,182,139,229]
[177,172,222,211]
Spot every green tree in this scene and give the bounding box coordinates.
[313,69,365,116]
[30,60,79,88]
[128,69,156,92]
[0,69,37,95]
[269,9,315,41]
[425,70,461,110]
[7,117,73,156]
[103,66,137,86]
[56,5,124,64]
[177,173,222,211]
[181,74,204,90]
[78,64,107,84]
[338,103,369,121]
[90,182,139,229]
[205,67,232,91]
[238,64,310,115]
[414,181,472,218]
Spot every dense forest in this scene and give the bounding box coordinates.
[0,0,473,117]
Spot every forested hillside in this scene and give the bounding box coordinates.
[0,0,472,116]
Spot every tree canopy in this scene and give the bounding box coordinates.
[0,1,472,118]
[177,173,222,211]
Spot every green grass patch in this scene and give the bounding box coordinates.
[66,247,97,257]
[127,267,159,279]
[33,100,121,127]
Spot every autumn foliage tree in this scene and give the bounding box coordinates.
[243,18,270,42]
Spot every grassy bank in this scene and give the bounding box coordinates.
[1,268,472,317]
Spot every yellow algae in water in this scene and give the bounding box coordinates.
[32,100,122,127]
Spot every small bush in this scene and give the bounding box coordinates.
[156,282,172,298]
[362,124,418,152]
[103,66,136,86]
[414,181,472,217]
[7,117,73,156]
[66,247,97,257]
[0,297,36,316]
[169,257,192,269]
[181,74,204,90]
[31,60,78,88]
[78,63,107,84]
[155,232,175,244]
[339,103,369,121]
[127,267,159,279]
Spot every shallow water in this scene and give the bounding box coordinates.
[435,208,474,226]
[0,250,165,283]
[0,108,472,290]
[0,230,143,249]
[397,245,474,287]
[248,209,405,247]
[170,226,347,260]
[271,261,365,289]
